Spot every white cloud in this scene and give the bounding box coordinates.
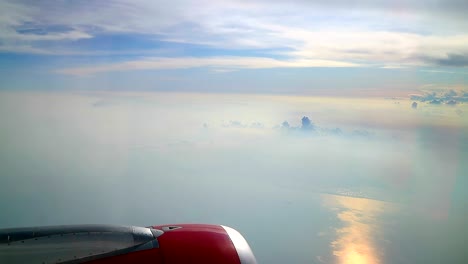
[0,1,92,53]
[1,0,468,69]
[54,29,468,74]
[284,30,468,66]
[56,56,360,76]
[419,69,468,75]
[2,29,92,41]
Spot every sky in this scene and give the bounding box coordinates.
[0,0,467,94]
[0,1,468,264]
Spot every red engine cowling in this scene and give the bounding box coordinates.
[155,224,256,264]
[0,223,257,264]
[88,224,257,264]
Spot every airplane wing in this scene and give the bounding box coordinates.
[0,224,257,264]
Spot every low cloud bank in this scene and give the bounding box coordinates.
[280,116,373,138]
[218,116,373,138]
[410,89,468,105]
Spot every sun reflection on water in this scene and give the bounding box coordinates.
[323,194,396,264]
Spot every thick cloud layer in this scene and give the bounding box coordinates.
[0,91,466,263]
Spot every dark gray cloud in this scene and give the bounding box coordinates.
[301,116,314,130]
[414,53,468,67]
[406,53,468,69]
[430,54,468,67]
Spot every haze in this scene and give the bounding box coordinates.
[1,1,468,263]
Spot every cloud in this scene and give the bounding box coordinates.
[321,127,343,136]
[426,53,468,67]
[351,130,373,138]
[217,117,350,135]
[301,116,314,130]
[0,1,93,53]
[288,31,468,67]
[56,56,359,76]
[223,120,246,128]
[4,28,92,41]
[50,28,468,73]
[419,69,468,75]
[410,89,468,104]
[250,122,264,129]
[277,116,374,138]
[222,120,265,129]
[1,0,468,71]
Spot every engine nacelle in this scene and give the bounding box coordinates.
[151,224,257,264]
[0,224,257,264]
